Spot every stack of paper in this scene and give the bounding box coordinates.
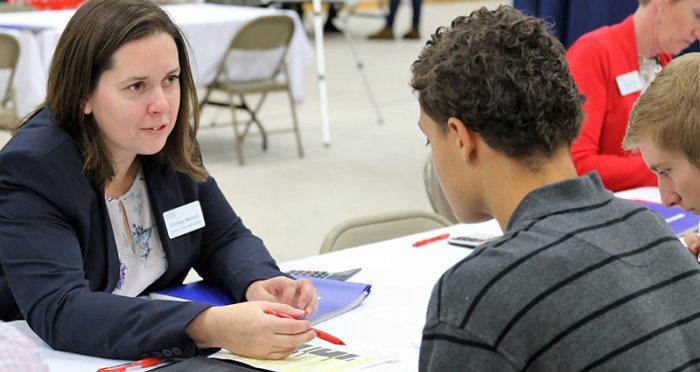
[214,340,398,372]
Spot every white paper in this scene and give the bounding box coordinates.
[213,340,399,371]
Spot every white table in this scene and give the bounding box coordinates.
[615,186,662,203]
[0,3,312,117]
[277,220,503,370]
[9,219,503,371]
[9,186,674,371]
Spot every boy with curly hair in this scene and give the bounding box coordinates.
[413,6,700,371]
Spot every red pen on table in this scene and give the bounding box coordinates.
[412,233,450,247]
[96,357,162,372]
[263,309,346,345]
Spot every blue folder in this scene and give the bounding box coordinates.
[292,275,371,325]
[635,200,700,236]
[150,281,233,306]
[150,277,371,325]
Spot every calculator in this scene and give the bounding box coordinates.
[286,268,362,281]
[447,233,499,248]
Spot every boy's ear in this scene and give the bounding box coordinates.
[447,116,479,163]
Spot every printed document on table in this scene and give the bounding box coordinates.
[212,340,399,371]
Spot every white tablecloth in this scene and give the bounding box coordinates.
[9,220,503,371]
[0,3,312,117]
[6,187,675,371]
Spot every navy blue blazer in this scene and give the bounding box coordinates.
[0,109,284,359]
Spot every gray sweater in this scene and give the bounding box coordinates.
[420,172,700,371]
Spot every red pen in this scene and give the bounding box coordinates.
[263,309,346,345]
[412,233,450,247]
[96,357,162,372]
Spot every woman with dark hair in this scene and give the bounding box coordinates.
[567,0,700,192]
[0,0,318,360]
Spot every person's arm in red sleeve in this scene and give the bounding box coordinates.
[566,38,657,191]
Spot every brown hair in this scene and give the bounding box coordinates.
[23,0,207,187]
[410,5,584,166]
[623,53,700,167]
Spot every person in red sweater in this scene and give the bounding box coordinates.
[567,0,700,191]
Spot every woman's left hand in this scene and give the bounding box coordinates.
[246,276,318,318]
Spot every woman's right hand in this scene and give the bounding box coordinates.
[186,301,317,359]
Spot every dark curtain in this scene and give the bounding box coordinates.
[513,0,699,53]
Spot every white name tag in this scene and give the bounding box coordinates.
[616,71,643,96]
[163,201,205,239]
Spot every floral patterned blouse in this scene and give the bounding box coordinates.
[105,166,167,297]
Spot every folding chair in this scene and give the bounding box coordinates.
[423,154,458,224]
[320,210,452,254]
[199,15,304,165]
[0,33,20,134]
